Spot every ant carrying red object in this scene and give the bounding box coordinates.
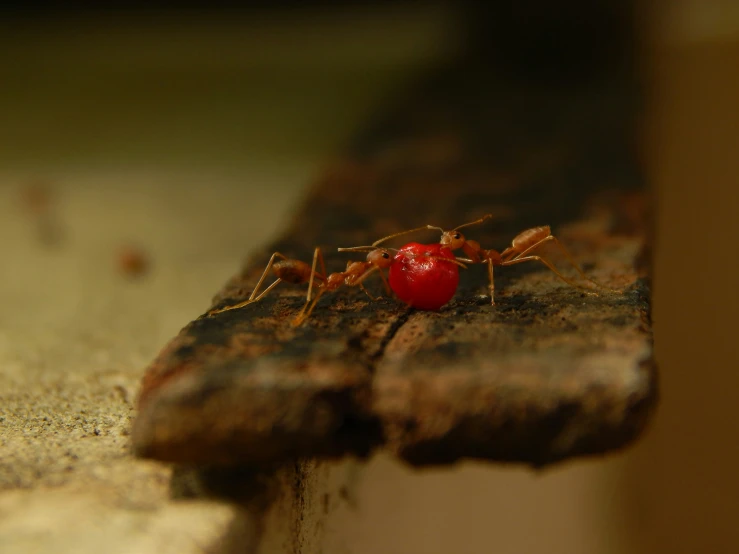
[420,214,622,304]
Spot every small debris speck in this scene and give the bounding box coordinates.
[117,245,151,278]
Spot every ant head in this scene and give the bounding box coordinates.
[440,229,466,250]
[429,214,492,251]
[367,248,393,268]
[337,245,395,268]
[427,224,465,250]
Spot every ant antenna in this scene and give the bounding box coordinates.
[453,213,493,231]
[426,214,493,234]
[422,256,468,269]
[337,246,399,253]
[338,246,469,272]
[371,225,431,247]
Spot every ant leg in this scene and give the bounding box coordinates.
[448,254,494,304]
[292,288,327,326]
[306,247,327,303]
[353,266,379,286]
[487,258,496,305]
[377,269,391,296]
[294,266,382,326]
[208,278,284,315]
[296,248,326,324]
[501,255,599,294]
[248,252,289,300]
[508,236,621,293]
[421,255,468,269]
[354,266,385,300]
[359,283,381,301]
[207,251,289,315]
[546,236,622,293]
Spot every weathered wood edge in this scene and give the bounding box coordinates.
[132,58,657,468]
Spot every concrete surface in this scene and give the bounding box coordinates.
[0,171,308,552]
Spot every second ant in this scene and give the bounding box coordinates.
[423,214,622,304]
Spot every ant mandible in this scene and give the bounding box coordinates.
[422,214,621,305]
[207,246,396,326]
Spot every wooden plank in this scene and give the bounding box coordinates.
[132,58,656,468]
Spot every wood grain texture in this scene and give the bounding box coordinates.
[132,59,656,468]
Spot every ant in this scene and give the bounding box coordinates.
[420,214,622,305]
[207,246,396,325]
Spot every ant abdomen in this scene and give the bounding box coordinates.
[273,260,314,284]
[510,226,551,251]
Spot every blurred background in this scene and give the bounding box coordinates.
[1,1,738,553]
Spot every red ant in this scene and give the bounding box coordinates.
[207,246,396,325]
[419,214,622,305]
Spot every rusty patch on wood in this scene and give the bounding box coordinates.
[133,61,656,468]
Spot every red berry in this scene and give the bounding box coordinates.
[388,242,459,310]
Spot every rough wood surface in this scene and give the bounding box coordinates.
[132,60,656,468]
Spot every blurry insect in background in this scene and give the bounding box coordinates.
[18,181,65,247]
[117,244,151,278]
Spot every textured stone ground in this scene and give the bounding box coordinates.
[0,172,305,552]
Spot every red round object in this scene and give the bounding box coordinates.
[388,242,459,310]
